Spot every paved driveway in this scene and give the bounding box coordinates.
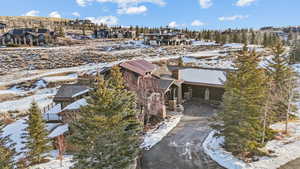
[280,158,300,169]
[141,101,223,169]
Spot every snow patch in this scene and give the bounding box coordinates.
[30,151,73,169]
[140,112,183,150]
[48,124,69,138]
[63,98,87,111]
[0,88,57,113]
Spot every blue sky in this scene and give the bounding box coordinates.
[0,0,298,30]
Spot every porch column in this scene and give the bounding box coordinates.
[177,85,183,104]
[205,88,210,101]
[29,37,33,46]
[23,37,27,45]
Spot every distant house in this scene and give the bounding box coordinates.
[0,28,56,46]
[0,23,6,31]
[94,29,110,38]
[94,28,136,39]
[144,32,191,46]
[53,84,90,109]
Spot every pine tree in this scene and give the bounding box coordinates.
[69,77,141,169]
[212,45,274,156]
[0,122,16,169]
[250,30,256,44]
[263,33,269,47]
[178,57,184,67]
[290,40,300,63]
[58,27,65,37]
[267,42,298,123]
[22,102,51,165]
[108,66,125,90]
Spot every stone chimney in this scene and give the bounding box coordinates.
[172,69,181,80]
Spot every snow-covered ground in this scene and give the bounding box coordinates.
[42,73,78,83]
[183,55,234,69]
[186,50,227,58]
[192,41,218,46]
[30,151,73,169]
[0,53,183,88]
[2,119,61,160]
[140,111,183,150]
[0,88,57,113]
[203,121,300,169]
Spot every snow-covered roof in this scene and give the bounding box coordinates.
[72,89,90,98]
[180,68,226,86]
[48,124,69,138]
[45,104,61,114]
[63,98,87,111]
[43,104,62,121]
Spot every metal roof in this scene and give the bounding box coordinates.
[120,59,156,76]
[54,84,90,100]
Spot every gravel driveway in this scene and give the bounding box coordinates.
[141,100,224,169]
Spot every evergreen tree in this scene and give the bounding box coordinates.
[241,30,248,44]
[0,122,16,169]
[267,42,298,122]
[212,45,274,156]
[178,57,184,67]
[58,27,65,37]
[250,30,256,44]
[290,40,300,63]
[263,33,269,47]
[22,102,51,165]
[108,66,125,90]
[69,76,141,169]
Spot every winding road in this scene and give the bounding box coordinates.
[141,100,223,169]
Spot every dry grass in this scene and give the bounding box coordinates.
[0,93,19,102]
[44,72,76,77]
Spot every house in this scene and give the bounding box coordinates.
[93,28,136,39]
[0,23,6,33]
[94,29,110,38]
[53,84,90,109]
[59,98,88,124]
[165,67,227,103]
[0,23,6,29]
[0,28,56,46]
[143,32,192,46]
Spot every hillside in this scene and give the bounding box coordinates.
[0,16,70,29]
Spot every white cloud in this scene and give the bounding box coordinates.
[76,0,90,7]
[168,21,180,28]
[118,5,147,14]
[191,20,205,26]
[235,0,256,7]
[219,15,249,21]
[76,0,166,7]
[72,12,81,17]
[49,11,62,18]
[86,16,118,25]
[199,0,213,8]
[23,10,40,17]
[76,0,165,15]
